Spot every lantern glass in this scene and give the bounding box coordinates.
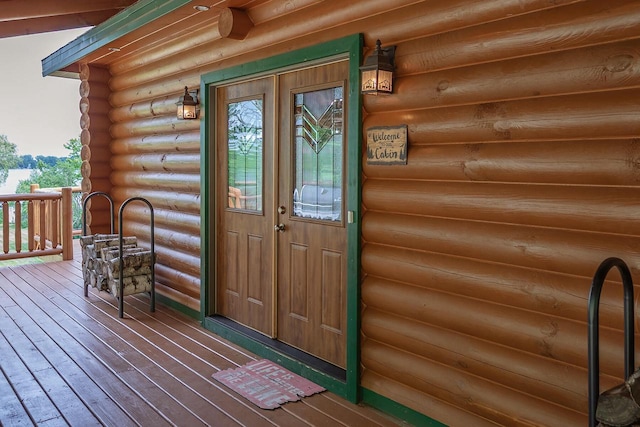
[377,69,393,93]
[180,104,197,119]
[176,86,198,120]
[361,68,378,94]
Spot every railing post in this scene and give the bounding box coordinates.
[61,187,73,260]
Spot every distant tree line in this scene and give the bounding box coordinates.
[1,133,80,191]
[0,134,82,229]
[15,154,66,169]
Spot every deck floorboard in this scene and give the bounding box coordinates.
[0,245,403,426]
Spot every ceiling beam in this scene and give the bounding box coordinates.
[0,0,134,21]
[0,11,120,38]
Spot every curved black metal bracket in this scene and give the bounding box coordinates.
[82,192,115,297]
[588,257,635,427]
[117,197,155,319]
[82,191,115,236]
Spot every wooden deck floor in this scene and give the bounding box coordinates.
[0,247,403,426]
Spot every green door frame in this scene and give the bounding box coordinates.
[199,34,363,402]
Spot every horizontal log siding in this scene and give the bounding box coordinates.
[84,0,640,424]
[360,1,640,426]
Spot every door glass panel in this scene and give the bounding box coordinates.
[227,98,263,212]
[292,86,343,221]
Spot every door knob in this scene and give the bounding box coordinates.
[278,206,286,214]
[274,223,285,232]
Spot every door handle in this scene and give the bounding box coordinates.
[274,223,285,232]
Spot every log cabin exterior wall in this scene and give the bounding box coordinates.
[47,0,640,425]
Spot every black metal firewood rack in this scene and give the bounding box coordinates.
[81,192,155,318]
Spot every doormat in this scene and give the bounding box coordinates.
[212,359,325,409]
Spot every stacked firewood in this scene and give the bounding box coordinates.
[80,234,153,297]
[597,369,640,426]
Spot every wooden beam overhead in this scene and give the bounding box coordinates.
[0,11,122,39]
[0,0,135,21]
[0,0,136,38]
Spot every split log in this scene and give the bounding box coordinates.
[361,370,498,427]
[124,221,200,255]
[112,188,200,213]
[364,39,640,114]
[362,307,589,413]
[110,115,199,138]
[110,131,200,154]
[155,264,200,299]
[363,90,640,144]
[395,0,640,76]
[79,63,110,82]
[596,370,640,427]
[110,95,178,121]
[108,0,580,91]
[84,114,111,133]
[83,160,112,179]
[362,340,585,426]
[362,179,640,236]
[362,139,640,186]
[110,153,201,173]
[80,80,111,99]
[361,273,634,377]
[123,205,200,234]
[107,274,153,298]
[362,211,640,279]
[154,282,200,312]
[110,171,200,193]
[105,250,153,279]
[79,96,110,115]
[361,237,635,332]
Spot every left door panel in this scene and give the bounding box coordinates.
[216,77,275,336]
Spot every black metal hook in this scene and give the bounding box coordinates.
[117,196,155,319]
[587,257,635,427]
[82,191,114,235]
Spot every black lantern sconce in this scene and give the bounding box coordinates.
[360,39,396,95]
[176,86,199,120]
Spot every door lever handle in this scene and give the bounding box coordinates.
[274,223,285,232]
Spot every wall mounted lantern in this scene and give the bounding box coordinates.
[360,39,396,95]
[176,86,199,120]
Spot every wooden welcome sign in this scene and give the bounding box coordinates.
[366,125,408,165]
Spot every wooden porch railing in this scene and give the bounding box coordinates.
[0,187,74,261]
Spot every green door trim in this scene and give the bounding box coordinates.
[200,34,363,402]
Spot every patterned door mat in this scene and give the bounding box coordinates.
[212,359,325,409]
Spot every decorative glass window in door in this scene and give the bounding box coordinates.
[292,86,343,221]
[227,98,263,212]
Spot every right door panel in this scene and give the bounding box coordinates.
[276,61,349,368]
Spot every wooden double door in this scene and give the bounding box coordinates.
[215,61,348,368]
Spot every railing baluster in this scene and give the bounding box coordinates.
[39,199,46,250]
[28,200,35,251]
[51,198,59,248]
[2,201,8,254]
[14,201,21,253]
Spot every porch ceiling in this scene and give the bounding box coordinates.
[41,0,272,78]
[0,0,137,38]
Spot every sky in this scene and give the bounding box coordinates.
[0,28,90,157]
